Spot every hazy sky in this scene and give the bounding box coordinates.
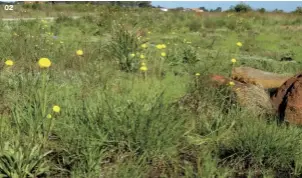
[151,1,302,12]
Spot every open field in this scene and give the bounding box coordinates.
[1,4,302,178]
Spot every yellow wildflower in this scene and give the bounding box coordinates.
[195,73,200,76]
[231,58,237,63]
[130,53,135,57]
[229,81,235,86]
[161,52,166,57]
[52,105,61,113]
[236,42,242,47]
[76,49,84,56]
[38,58,51,68]
[46,114,52,119]
[141,43,148,49]
[140,65,148,71]
[156,44,163,49]
[148,31,151,34]
[161,44,166,49]
[5,59,14,66]
[140,54,145,59]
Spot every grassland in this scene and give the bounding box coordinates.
[1,4,302,178]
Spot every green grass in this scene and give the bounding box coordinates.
[1,3,302,177]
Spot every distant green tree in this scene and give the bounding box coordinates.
[136,1,152,7]
[293,7,302,14]
[257,8,266,13]
[273,9,284,13]
[199,7,208,12]
[214,7,222,12]
[229,3,252,12]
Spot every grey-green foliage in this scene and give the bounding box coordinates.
[0,142,52,178]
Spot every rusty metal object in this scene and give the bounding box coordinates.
[232,67,291,89]
[271,73,302,125]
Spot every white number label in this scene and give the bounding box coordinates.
[4,5,14,11]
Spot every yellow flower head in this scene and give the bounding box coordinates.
[141,43,148,49]
[140,54,145,59]
[76,49,84,56]
[228,81,235,86]
[46,114,52,119]
[52,105,61,113]
[236,42,242,47]
[231,58,237,63]
[161,52,166,57]
[141,62,146,66]
[130,53,135,57]
[148,31,151,34]
[140,65,148,71]
[38,58,51,68]
[156,44,163,49]
[195,73,200,76]
[5,59,14,66]
[161,44,166,49]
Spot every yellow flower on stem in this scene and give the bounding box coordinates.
[76,49,84,56]
[5,59,14,66]
[140,54,145,59]
[236,42,242,47]
[141,43,148,49]
[38,58,51,68]
[161,52,166,57]
[231,58,237,63]
[140,62,148,71]
[228,81,235,86]
[156,44,163,49]
[140,66,147,71]
[46,114,52,119]
[52,105,61,113]
[195,73,200,76]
